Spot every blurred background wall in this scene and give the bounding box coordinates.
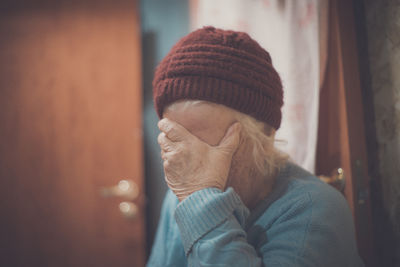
[140,0,189,255]
[360,0,400,266]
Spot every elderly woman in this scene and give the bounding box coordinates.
[147,27,364,267]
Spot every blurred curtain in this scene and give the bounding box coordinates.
[190,0,328,173]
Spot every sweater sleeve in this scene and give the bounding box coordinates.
[174,184,364,267]
[174,187,263,267]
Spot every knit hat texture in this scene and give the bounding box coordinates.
[152,26,284,130]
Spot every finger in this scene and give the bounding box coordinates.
[160,150,166,160]
[160,149,176,161]
[163,159,169,170]
[218,122,241,154]
[157,132,176,152]
[158,118,191,142]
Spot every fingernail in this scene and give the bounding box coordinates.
[157,119,166,129]
[236,122,241,130]
[227,122,240,137]
[234,122,241,133]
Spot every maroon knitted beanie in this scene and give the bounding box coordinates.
[152,26,284,130]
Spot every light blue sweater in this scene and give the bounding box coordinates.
[147,162,364,267]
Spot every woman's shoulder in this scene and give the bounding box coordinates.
[248,162,363,266]
[251,161,352,228]
[283,162,349,212]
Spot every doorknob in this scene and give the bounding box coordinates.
[318,168,345,192]
[119,201,139,220]
[100,179,139,201]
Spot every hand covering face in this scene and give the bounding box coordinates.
[157,118,241,201]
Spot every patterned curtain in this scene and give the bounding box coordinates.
[190,0,328,173]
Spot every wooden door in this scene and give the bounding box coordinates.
[0,1,145,266]
[316,0,375,266]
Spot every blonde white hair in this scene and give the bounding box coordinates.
[166,100,288,178]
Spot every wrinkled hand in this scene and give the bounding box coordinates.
[157,118,241,201]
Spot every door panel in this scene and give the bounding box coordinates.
[316,0,375,266]
[0,1,145,266]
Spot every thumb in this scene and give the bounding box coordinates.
[218,122,241,154]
